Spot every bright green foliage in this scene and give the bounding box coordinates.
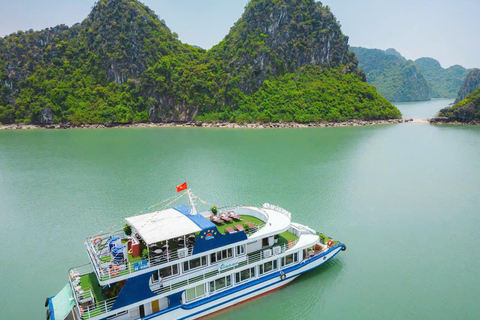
[454,69,480,103]
[438,87,480,122]
[0,0,401,124]
[196,66,401,123]
[351,47,430,102]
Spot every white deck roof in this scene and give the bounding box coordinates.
[125,208,201,245]
[234,206,291,240]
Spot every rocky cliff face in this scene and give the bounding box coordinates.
[208,0,361,94]
[438,85,480,123]
[414,57,470,99]
[80,0,188,84]
[351,47,430,102]
[0,25,71,104]
[0,0,397,124]
[454,69,480,103]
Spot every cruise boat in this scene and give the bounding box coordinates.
[45,187,346,320]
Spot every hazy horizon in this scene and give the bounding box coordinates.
[0,0,478,69]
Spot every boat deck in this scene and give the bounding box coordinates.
[73,229,301,319]
[211,215,265,235]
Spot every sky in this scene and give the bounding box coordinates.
[0,0,479,69]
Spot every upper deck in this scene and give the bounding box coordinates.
[83,204,291,286]
[69,228,323,320]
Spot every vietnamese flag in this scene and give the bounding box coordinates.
[176,182,188,192]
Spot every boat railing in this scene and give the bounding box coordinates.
[92,245,195,282]
[262,203,292,219]
[74,238,300,320]
[245,222,267,236]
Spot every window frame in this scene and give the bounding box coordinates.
[281,252,299,267]
[185,283,206,302]
[235,267,256,284]
[259,260,278,275]
[209,275,233,294]
[152,264,179,283]
[183,255,207,273]
[210,248,233,264]
[236,245,246,256]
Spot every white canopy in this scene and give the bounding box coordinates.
[125,208,201,245]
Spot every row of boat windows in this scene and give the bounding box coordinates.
[184,252,300,303]
[152,245,244,283]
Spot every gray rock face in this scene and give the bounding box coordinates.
[40,108,54,124]
[212,0,359,94]
[455,69,480,103]
[148,94,198,122]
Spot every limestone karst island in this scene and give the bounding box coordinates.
[1,1,479,320]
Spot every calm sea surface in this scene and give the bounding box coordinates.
[1,99,479,320]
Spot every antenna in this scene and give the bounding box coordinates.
[187,189,197,216]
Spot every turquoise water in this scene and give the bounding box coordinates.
[1,99,479,319]
[394,98,452,119]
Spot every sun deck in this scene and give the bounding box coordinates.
[70,229,310,320]
[84,208,272,286]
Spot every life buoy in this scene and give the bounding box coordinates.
[110,266,120,277]
[93,237,102,246]
[287,240,295,249]
[327,239,335,247]
[341,244,346,251]
[280,271,286,281]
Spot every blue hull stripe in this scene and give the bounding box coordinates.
[144,244,345,320]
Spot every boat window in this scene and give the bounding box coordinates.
[209,275,232,294]
[259,260,277,275]
[183,256,207,272]
[236,245,245,256]
[185,283,206,302]
[235,267,255,283]
[281,252,299,267]
[152,264,179,283]
[210,248,233,264]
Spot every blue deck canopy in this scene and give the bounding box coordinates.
[173,205,216,231]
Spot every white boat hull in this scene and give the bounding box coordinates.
[146,246,343,320]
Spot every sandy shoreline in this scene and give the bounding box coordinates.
[0,118,416,130]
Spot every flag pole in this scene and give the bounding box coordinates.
[187,189,197,216]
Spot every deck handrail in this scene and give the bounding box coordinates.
[262,203,292,219]
[85,221,270,283]
[75,238,300,320]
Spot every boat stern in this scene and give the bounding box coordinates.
[45,284,76,320]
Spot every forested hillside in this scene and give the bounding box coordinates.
[351,47,430,102]
[0,0,401,125]
[438,86,480,122]
[454,69,480,103]
[414,57,470,99]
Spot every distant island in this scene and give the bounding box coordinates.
[351,47,471,102]
[435,69,480,124]
[454,69,480,103]
[0,0,401,126]
[350,47,430,102]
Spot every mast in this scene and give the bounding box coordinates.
[187,189,197,216]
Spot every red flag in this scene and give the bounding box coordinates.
[176,182,187,192]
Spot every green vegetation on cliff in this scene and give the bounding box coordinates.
[351,47,472,103]
[197,66,400,122]
[0,0,400,125]
[454,69,480,103]
[438,87,480,122]
[351,47,430,102]
[414,57,470,99]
